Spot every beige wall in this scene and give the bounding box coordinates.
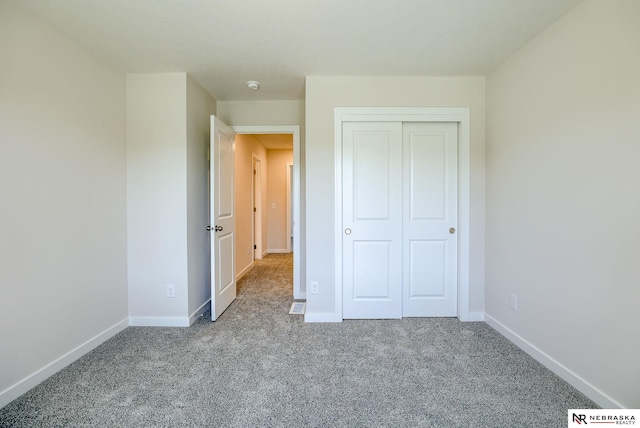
[186,76,218,317]
[267,149,294,252]
[127,73,216,326]
[234,135,267,278]
[304,76,486,317]
[127,73,189,322]
[485,0,640,408]
[0,2,128,406]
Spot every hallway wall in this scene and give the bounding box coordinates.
[267,149,294,252]
[234,135,267,279]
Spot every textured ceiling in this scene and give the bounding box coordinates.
[13,0,583,101]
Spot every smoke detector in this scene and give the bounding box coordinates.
[246,81,260,90]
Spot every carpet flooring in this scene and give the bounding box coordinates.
[0,253,596,427]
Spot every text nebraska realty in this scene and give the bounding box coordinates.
[573,413,636,424]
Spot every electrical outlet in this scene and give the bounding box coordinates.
[167,284,176,298]
[510,293,518,311]
[310,281,319,295]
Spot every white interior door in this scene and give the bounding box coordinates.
[210,116,236,321]
[402,123,458,317]
[342,122,403,319]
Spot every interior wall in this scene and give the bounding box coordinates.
[304,76,486,318]
[127,73,190,324]
[267,148,294,252]
[234,134,267,278]
[186,76,217,319]
[485,0,640,408]
[0,2,128,406]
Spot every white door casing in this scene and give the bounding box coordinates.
[402,122,458,317]
[286,162,293,253]
[342,122,403,319]
[210,116,236,321]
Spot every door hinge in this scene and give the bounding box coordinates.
[254,245,257,249]
[254,207,257,212]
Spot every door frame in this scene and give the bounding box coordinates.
[232,125,303,300]
[286,162,293,253]
[334,107,475,321]
[252,156,263,260]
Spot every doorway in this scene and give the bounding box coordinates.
[233,125,303,300]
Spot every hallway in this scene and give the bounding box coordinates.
[236,253,294,304]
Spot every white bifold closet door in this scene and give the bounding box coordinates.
[342,121,458,319]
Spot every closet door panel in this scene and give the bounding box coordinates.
[342,122,402,319]
[403,122,458,317]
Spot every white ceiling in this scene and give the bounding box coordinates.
[13,0,583,101]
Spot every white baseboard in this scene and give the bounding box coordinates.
[484,314,622,409]
[0,317,129,409]
[304,312,343,323]
[236,262,254,282]
[128,316,190,327]
[188,299,211,325]
[130,302,211,328]
[267,249,290,254]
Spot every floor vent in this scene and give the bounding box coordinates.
[289,302,306,315]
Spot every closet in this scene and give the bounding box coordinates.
[342,121,458,319]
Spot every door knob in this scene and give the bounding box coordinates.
[345,228,351,235]
[449,227,456,234]
[215,225,223,232]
